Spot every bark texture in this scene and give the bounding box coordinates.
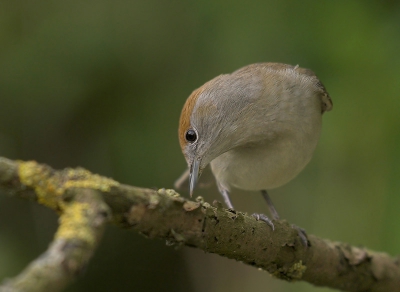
[0,157,399,292]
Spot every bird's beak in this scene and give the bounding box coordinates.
[189,158,201,197]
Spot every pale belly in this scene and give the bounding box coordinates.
[210,138,318,192]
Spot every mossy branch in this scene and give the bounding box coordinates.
[0,157,399,292]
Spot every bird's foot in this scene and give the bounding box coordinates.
[292,224,309,247]
[252,215,308,247]
[252,213,274,231]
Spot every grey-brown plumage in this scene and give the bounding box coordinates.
[178,63,332,240]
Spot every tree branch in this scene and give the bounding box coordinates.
[0,157,399,292]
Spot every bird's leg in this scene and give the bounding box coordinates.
[252,190,276,230]
[220,189,235,210]
[261,190,280,220]
[259,190,308,246]
[216,182,235,209]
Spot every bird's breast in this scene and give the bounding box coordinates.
[210,129,320,192]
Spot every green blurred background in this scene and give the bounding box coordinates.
[0,1,399,291]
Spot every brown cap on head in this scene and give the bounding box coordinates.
[178,87,204,152]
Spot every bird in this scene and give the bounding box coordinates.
[177,63,332,244]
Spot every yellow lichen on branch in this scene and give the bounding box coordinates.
[62,168,120,192]
[18,160,57,209]
[273,260,307,281]
[55,201,96,246]
[17,160,119,211]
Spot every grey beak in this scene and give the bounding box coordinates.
[189,158,201,197]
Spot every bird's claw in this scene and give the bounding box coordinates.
[252,214,308,247]
[292,224,309,247]
[252,213,274,231]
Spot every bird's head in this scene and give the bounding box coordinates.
[178,73,263,196]
[178,81,223,197]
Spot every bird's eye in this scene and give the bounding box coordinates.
[185,129,197,143]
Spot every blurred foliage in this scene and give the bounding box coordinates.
[0,1,400,291]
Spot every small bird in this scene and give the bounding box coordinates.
[177,63,332,243]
